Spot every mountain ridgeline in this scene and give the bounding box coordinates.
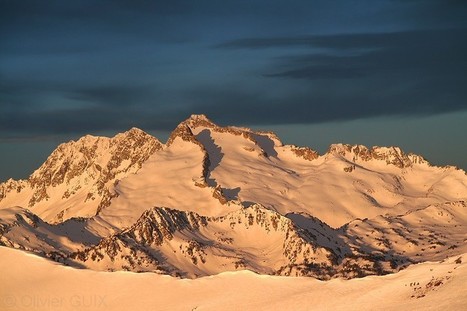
[0,114,466,279]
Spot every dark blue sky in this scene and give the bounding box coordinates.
[1,0,466,180]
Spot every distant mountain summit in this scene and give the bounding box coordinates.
[0,115,466,279]
[1,127,161,222]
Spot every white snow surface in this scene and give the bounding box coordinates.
[1,246,466,311]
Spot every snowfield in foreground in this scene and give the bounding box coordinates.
[1,247,466,311]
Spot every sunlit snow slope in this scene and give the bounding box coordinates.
[1,247,466,311]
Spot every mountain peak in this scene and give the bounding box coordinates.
[114,127,156,143]
[124,127,147,135]
[188,114,210,121]
[1,127,163,222]
[166,123,198,146]
[184,114,217,129]
[74,134,102,146]
[166,114,219,146]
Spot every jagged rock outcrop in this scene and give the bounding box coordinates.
[69,235,165,272]
[166,121,212,187]
[69,205,337,277]
[0,179,27,201]
[68,203,461,279]
[184,114,279,157]
[128,207,208,245]
[327,144,429,168]
[289,146,319,161]
[0,128,162,222]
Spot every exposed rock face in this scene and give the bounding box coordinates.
[212,185,228,204]
[0,179,27,200]
[29,128,162,206]
[127,207,208,246]
[4,200,465,279]
[183,114,275,157]
[219,205,336,278]
[0,128,162,222]
[69,204,338,278]
[166,122,212,186]
[167,123,201,147]
[68,202,463,279]
[327,144,428,168]
[69,236,164,273]
[289,146,319,161]
[184,114,218,129]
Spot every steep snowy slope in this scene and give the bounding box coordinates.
[0,206,97,258]
[88,123,240,234]
[183,114,467,227]
[0,128,162,223]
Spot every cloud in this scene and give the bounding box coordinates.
[66,85,154,107]
[0,102,180,136]
[261,29,467,81]
[207,28,467,125]
[181,80,466,128]
[1,1,466,138]
[217,28,467,51]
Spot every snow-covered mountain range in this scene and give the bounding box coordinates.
[0,114,466,279]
